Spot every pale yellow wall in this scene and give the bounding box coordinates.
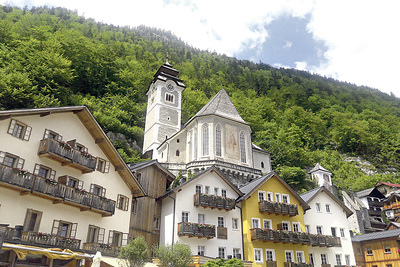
[0,113,132,245]
[242,175,309,266]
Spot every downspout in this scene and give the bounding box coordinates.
[236,203,245,261]
[168,195,176,247]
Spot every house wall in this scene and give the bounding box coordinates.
[252,150,271,174]
[160,170,242,259]
[353,238,400,267]
[305,191,356,266]
[0,113,132,246]
[242,176,309,266]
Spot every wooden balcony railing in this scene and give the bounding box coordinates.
[368,209,382,216]
[250,228,341,247]
[0,165,115,216]
[38,138,97,173]
[193,194,236,211]
[284,263,313,267]
[83,242,120,257]
[177,222,215,239]
[259,201,298,216]
[367,198,384,207]
[20,231,81,250]
[217,227,227,239]
[266,261,277,267]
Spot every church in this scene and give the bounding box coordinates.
[142,60,271,186]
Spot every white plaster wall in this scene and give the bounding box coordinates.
[0,113,132,243]
[252,150,271,174]
[160,171,243,258]
[160,196,174,246]
[304,191,356,266]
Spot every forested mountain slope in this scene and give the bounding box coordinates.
[1,5,399,192]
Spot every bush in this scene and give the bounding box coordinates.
[204,258,244,266]
[118,236,149,267]
[153,243,193,267]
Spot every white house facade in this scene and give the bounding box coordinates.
[159,167,244,260]
[0,106,144,265]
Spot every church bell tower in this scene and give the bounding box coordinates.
[142,59,186,159]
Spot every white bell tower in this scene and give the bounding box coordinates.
[308,163,333,191]
[142,59,186,159]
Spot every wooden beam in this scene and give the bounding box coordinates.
[95,138,105,144]
[40,112,51,117]
[115,166,125,172]
[0,115,11,121]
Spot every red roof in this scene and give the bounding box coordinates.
[376,181,400,188]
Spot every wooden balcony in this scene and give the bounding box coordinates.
[284,263,313,267]
[217,227,227,239]
[368,208,382,216]
[0,165,115,216]
[193,193,236,211]
[38,138,97,173]
[177,222,215,239]
[259,201,298,216]
[266,261,277,267]
[83,242,120,257]
[250,228,341,247]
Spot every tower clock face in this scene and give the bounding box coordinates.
[166,81,175,92]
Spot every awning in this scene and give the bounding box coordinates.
[2,243,93,260]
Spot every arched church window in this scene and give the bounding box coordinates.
[239,131,246,163]
[261,162,264,169]
[176,150,180,156]
[165,93,174,103]
[202,124,209,156]
[216,124,222,157]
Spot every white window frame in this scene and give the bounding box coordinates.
[263,219,272,229]
[182,212,189,223]
[202,123,209,156]
[326,204,331,213]
[292,222,300,232]
[221,189,227,198]
[198,214,205,224]
[285,250,294,263]
[217,216,225,228]
[316,203,321,212]
[275,193,281,202]
[296,251,305,263]
[215,124,222,157]
[258,191,266,202]
[198,246,205,256]
[218,247,226,259]
[305,225,310,233]
[316,226,323,235]
[282,194,290,204]
[309,253,315,265]
[232,218,239,230]
[384,246,391,254]
[254,248,263,263]
[233,248,241,259]
[265,249,275,262]
[267,192,273,201]
[321,253,328,264]
[205,186,210,194]
[345,255,350,265]
[252,218,260,229]
[340,228,345,238]
[282,221,291,231]
[195,185,202,195]
[335,254,342,265]
[214,187,219,196]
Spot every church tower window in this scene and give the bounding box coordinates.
[240,131,246,163]
[202,124,209,156]
[165,93,174,103]
[216,124,222,157]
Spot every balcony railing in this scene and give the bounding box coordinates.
[266,261,277,267]
[177,222,215,239]
[38,138,97,173]
[259,201,298,216]
[217,227,227,239]
[284,263,313,267]
[0,165,115,216]
[367,198,384,207]
[250,228,341,247]
[83,242,120,257]
[368,208,382,216]
[194,194,236,211]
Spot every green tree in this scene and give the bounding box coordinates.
[153,243,193,267]
[118,236,149,267]
[203,258,244,267]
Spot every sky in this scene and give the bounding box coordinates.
[2,0,400,97]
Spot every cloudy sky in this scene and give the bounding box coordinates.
[2,0,399,97]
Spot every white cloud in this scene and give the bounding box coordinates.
[283,40,293,49]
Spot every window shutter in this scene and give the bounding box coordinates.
[101,187,106,197]
[104,161,110,173]
[90,184,95,194]
[33,164,40,175]
[50,170,56,180]
[56,135,62,141]
[8,119,16,134]
[23,209,33,232]
[0,151,5,163]
[117,194,121,209]
[124,196,129,211]
[83,147,88,153]
[121,233,129,246]
[78,180,84,190]
[51,220,60,235]
[24,126,32,141]
[58,175,68,185]
[70,223,78,238]
[16,158,25,169]
[34,211,43,232]
[43,129,50,139]
[277,223,283,230]
[98,228,105,244]
[108,230,114,245]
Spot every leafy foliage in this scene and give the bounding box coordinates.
[203,258,244,267]
[153,243,193,267]
[1,5,400,192]
[118,236,149,267]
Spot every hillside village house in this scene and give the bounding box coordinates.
[142,60,271,186]
[158,167,244,260]
[0,106,144,266]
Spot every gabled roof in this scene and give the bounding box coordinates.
[157,166,243,200]
[128,159,175,182]
[356,187,385,199]
[237,171,310,211]
[0,106,145,197]
[352,228,400,242]
[148,61,185,93]
[385,221,400,230]
[300,186,353,217]
[184,88,248,127]
[308,163,331,174]
[375,181,400,188]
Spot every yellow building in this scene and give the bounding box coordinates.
[238,172,311,267]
